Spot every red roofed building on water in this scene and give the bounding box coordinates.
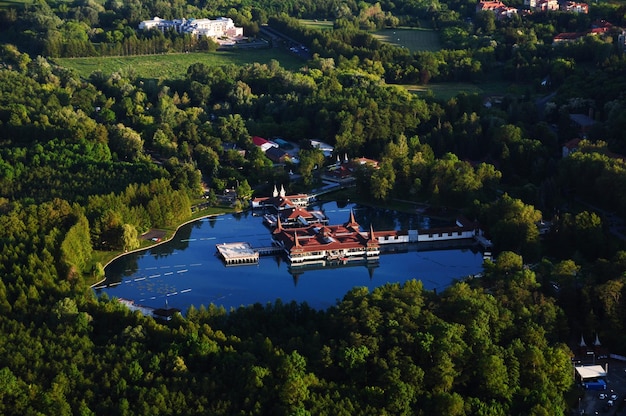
[272,210,381,265]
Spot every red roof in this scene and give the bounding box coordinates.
[273,213,377,254]
[252,136,269,146]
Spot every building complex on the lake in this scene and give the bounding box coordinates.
[272,211,381,266]
[219,187,491,267]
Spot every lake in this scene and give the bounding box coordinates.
[96,202,486,312]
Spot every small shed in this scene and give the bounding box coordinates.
[575,365,607,381]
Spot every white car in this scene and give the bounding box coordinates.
[610,394,618,400]
[598,393,607,399]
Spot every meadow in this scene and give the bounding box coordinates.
[298,20,442,53]
[55,48,307,79]
[0,0,31,7]
[299,19,335,31]
[404,81,521,101]
[373,27,442,52]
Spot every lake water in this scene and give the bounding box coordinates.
[97,202,485,312]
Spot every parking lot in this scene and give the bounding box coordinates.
[577,359,626,415]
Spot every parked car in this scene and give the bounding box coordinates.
[599,393,607,399]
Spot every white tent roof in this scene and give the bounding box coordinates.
[576,365,607,380]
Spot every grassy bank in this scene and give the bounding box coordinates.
[86,205,235,286]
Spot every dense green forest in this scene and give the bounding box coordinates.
[3,0,626,413]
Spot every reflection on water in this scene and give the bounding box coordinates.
[97,202,485,312]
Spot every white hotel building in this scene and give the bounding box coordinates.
[138,17,243,40]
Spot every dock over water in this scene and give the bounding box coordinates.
[216,242,284,265]
[216,242,259,265]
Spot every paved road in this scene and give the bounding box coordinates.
[578,359,626,415]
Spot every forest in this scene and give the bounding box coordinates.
[2,0,626,413]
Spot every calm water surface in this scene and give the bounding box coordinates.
[97,202,485,311]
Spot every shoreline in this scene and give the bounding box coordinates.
[90,212,227,288]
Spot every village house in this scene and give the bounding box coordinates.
[321,155,380,184]
[562,138,581,157]
[476,0,519,19]
[476,0,506,11]
[483,0,589,15]
[562,1,589,13]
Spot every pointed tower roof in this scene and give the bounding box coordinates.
[293,230,301,247]
[345,209,359,230]
[280,184,286,198]
[580,334,587,347]
[272,184,278,198]
[594,333,601,346]
[369,223,376,241]
[274,215,283,233]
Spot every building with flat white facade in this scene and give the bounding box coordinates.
[138,17,243,40]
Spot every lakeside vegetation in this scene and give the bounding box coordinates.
[3,0,626,413]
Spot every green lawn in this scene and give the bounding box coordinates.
[373,27,442,52]
[299,19,335,31]
[0,0,32,7]
[403,81,517,101]
[54,48,307,79]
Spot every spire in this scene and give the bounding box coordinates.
[347,209,358,227]
[594,333,601,346]
[272,184,278,198]
[369,223,376,241]
[344,153,348,163]
[294,230,300,247]
[280,184,286,198]
[580,334,587,347]
[274,215,283,232]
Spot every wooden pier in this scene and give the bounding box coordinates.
[254,246,284,256]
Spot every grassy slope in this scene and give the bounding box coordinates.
[55,48,307,79]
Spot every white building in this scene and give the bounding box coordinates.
[138,17,243,40]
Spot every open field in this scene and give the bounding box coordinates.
[0,0,32,7]
[299,19,335,31]
[373,27,442,52]
[403,81,520,101]
[55,48,307,79]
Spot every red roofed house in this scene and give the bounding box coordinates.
[535,0,559,11]
[562,1,588,13]
[252,136,277,152]
[562,138,581,158]
[476,0,506,12]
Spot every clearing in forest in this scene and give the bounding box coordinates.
[403,81,519,101]
[55,48,306,79]
[373,27,442,52]
[299,19,335,31]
